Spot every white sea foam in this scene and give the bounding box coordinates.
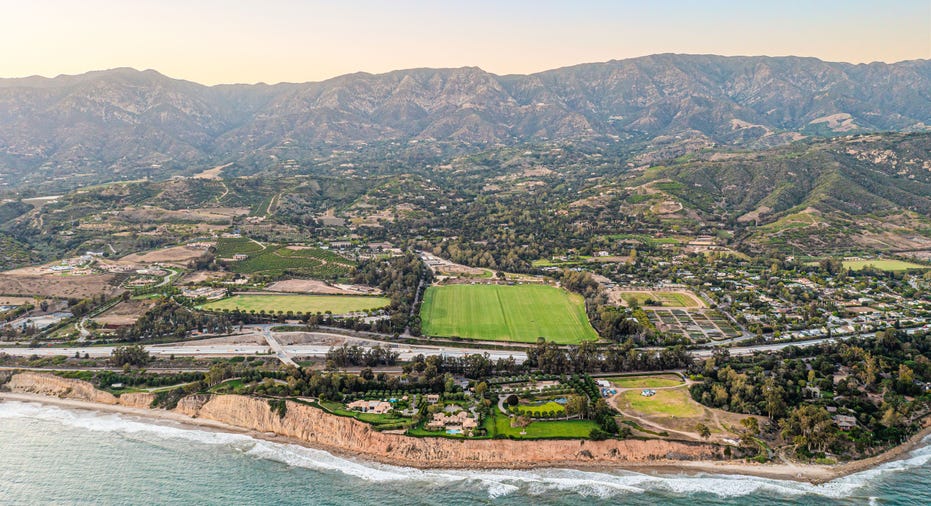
[2,400,929,500]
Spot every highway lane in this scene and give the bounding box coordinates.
[691,331,879,358]
[1,329,889,364]
[260,326,299,367]
[0,341,531,363]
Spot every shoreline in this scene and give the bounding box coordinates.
[2,391,928,484]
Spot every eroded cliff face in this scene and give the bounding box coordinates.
[182,395,724,467]
[117,392,156,409]
[6,373,155,408]
[8,372,119,404]
[7,373,724,467]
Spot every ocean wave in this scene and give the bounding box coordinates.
[2,400,928,500]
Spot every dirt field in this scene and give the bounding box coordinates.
[434,264,489,276]
[117,207,249,224]
[92,299,156,327]
[266,279,382,295]
[587,255,632,264]
[422,253,490,277]
[901,250,931,261]
[121,245,212,264]
[167,334,268,346]
[0,273,123,299]
[193,163,232,180]
[179,271,228,285]
[651,200,683,215]
[0,296,41,306]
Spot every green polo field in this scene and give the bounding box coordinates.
[419,284,598,344]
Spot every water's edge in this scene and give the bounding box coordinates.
[2,397,930,502]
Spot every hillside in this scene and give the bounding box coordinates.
[1,55,929,190]
[627,133,931,253]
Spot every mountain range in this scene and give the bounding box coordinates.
[1,54,929,190]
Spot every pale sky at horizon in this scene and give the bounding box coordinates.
[1,0,929,85]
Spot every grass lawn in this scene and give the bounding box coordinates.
[842,259,928,272]
[620,388,703,418]
[319,402,412,428]
[620,290,701,307]
[209,379,245,394]
[493,414,599,439]
[420,284,598,344]
[319,401,411,427]
[515,400,566,416]
[607,375,684,389]
[202,294,390,314]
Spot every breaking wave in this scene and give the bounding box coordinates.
[2,399,928,500]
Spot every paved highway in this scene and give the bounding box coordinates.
[0,338,532,363]
[0,328,888,364]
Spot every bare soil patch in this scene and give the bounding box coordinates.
[167,334,268,346]
[587,255,632,264]
[522,167,554,177]
[900,250,931,261]
[266,279,382,295]
[651,200,683,215]
[0,296,40,306]
[118,207,249,224]
[0,273,123,299]
[179,271,228,285]
[121,245,211,264]
[193,163,232,180]
[435,263,488,276]
[93,299,156,326]
[737,205,772,223]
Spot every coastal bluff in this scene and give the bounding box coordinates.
[7,372,156,408]
[5,372,725,468]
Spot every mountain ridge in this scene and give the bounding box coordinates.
[1,54,929,190]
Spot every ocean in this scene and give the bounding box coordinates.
[0,400,929,505]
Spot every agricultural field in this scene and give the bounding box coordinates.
[651,309,741,341]
[215,237,266,257]
[619,290,704,308]
[201,294,390,314]
[841,259,929,272]
[419,284,599,344]
[216,238,354,279]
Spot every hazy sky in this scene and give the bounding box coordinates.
[2,0,928,84]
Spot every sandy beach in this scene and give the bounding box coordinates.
[3,390,928,484]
